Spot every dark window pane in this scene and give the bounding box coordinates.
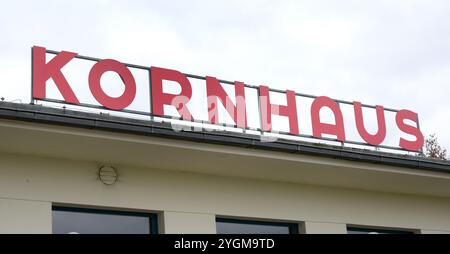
[347,227,414,234]
[52,207,152,234]
[216,219,297,234]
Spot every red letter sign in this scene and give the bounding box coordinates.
[206,76,247,128]
[88,59,136,110]
[32,46,79,104]
[395,109,424,151]
[311,96,346,141]
[151,67,193,120]
[259,86,299,135]
[353,101,386,146]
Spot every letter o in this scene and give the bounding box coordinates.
[88,59,136,110]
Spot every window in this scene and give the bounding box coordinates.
[216,218,299,234]
[52,206,158,234]
[347,226,415,234]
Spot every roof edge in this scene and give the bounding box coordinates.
[0,101,449,174]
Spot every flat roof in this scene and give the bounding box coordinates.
[0,101,449,174]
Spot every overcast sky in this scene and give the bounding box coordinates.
[1,0,449,152]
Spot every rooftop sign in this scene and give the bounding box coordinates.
[31,46,424,153]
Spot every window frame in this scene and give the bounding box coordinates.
[347,225,415,234]
[52,206,158,234]
[216,217,299,234]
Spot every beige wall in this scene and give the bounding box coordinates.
[162,211,216,234]
[420,229,450,234]
[0,198,51,234]
[0,152,449,234]
[302,222,347,234]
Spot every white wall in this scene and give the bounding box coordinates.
[0,198,51,234]
[302,222,347,234]
[0,152,449,234]
[162,211,216,234]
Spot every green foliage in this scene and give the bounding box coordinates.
[425,134,447,160]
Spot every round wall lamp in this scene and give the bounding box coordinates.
[98,165,118,185]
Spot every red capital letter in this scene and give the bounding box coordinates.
[311,96,346,141]
[151,67,193,120]
[353,101,386,146]
[396,109,424,151]
[32,46,79,104]
[206,76,247,128]
[259,86,299,135]
[88,59,136,110]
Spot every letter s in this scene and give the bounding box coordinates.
[396,109,424,151]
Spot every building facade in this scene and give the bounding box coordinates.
[0,101,449,234]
